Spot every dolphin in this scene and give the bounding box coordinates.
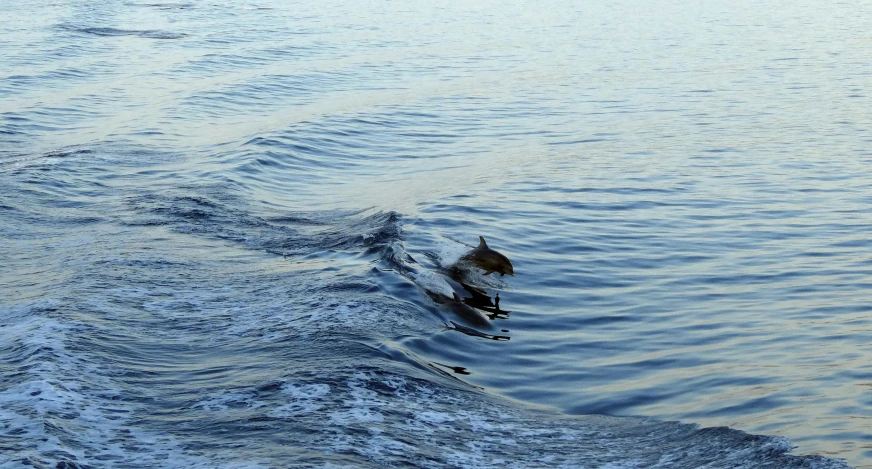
[460,236,514,276]
[446,292,490,328]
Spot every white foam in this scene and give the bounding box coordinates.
[268,383,331,418]
[281,382,331,399]
[357,434,414,458]
[329,406,385,425]
[600,462,645,469]
[433,237,473,268]
[415,410,456,425]
[194,392,268,412]
[0,299,263,469]
[327,371,391,426]
[0,375,218,468]
[218,284,430,343]
[306,300,415,335]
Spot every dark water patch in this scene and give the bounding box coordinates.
[0,128,23,135]
[518,185,682,195]
[689,396,792,419]
[127,2,194,9]
[573,314,635,326]
[567,386,692,416]
[265,214,330,226]
[44,149,95,159]
[2,69,91,96]
[169,55,262,77]
[139,30,188,40]
[548,137,608,145]
[57,24,187,40]
[3,113,29,122]
[541,199,675,211]
[702,147,742,153]
[1,112,64,134]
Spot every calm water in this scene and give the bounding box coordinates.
[2,0,871,467]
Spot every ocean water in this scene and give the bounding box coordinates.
[2,0,871,467]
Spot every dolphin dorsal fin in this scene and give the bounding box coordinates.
[478,236,488,248]
[453,292,461,302]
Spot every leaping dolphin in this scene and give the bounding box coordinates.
[460,236,514,276]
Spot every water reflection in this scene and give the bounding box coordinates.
[460,283,510,321]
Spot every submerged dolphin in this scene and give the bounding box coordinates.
[447,292,490,328]
[460,236,514,276]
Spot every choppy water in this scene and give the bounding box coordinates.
[2,0,871,467]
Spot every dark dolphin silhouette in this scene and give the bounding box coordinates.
[446,292,490,328]
[460,236,514,276]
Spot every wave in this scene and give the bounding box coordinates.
[0,145,852,469]
[0,295,849,468]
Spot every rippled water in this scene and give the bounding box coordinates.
[2,0,872,467]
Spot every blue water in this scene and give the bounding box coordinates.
[2,0,871,467]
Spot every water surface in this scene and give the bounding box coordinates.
[2,0,871,467]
